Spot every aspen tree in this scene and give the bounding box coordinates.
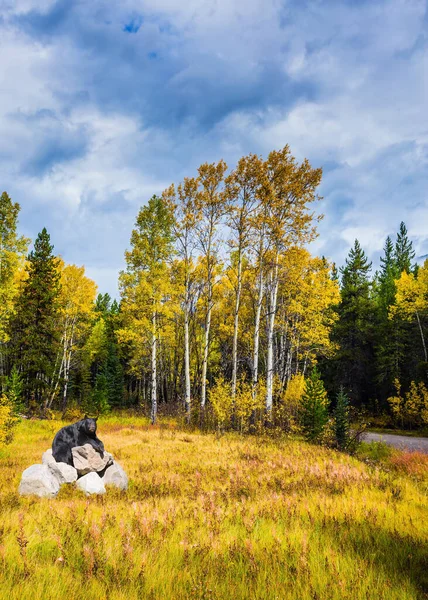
[392,261,428,362]
[225,154,262,399]
[120,196,175,424]
[164,179,199,421]
[47,262,97,410]
[263,147,322,415]
[195,161,228,414]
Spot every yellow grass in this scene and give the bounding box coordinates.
[0,417,427,600]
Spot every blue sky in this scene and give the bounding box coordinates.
[0,0,427,297]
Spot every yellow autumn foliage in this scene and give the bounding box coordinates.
[275,373,306,432]
[387,378,428,428]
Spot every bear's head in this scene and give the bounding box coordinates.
[81,417,97,435]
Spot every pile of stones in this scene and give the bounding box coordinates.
[18,444,128,497]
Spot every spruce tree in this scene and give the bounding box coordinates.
[395,222,415,275]
[331,262,339,283]
[10,228,61,409]
[300,367,329,443]
[332,239,375,404]
[93,293,124,408]
[86,372,110,416]
[4,365,24,415]
[333,387,350,450]
[374,236,404,404]
[378,236,398,313]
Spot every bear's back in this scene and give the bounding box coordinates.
[53,422,81,446]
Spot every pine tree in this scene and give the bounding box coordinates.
[375,236,404,405]
[93,293,124,408]
[395,222,415,275]
[4,365,24,415]
[378,236,398,313]
[10,228,61,410]
[300,367,329,443]
[333,387,350,450]
[84,372,110,416]
[332,240,375,404]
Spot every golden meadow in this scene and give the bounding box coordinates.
[0,416,427,600]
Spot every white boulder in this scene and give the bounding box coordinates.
[103,462,128,490]
[19,464,60,498]
[42,449,55,465]
[76,472,106,495]
[48,461,78,484]
[71,444,113,475]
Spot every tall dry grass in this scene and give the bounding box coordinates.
[0,417,427,600]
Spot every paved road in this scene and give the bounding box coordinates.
[364,432,428,454]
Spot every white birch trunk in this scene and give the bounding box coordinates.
[265,256,279,414]
[231,249,243,398]
[184,274,191,421]
[200,284,212,410]
[46,330,66,410]
[252,266,264,394]
[415,310,428,362]
[62,330,74,411]
[151,308,157,424]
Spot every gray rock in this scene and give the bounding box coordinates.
[103,462,128,490]
[42,449,55,465]
[76,472,106,495]
[72,444,113,475]
[48,461,78,484]
[19,464,60,498]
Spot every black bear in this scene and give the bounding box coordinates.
[52,417,105,466]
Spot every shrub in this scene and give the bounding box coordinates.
[209,377,233,430]
[235,378,264,433]
[276,373,305,433]
[356,441,393,462]
[387,378,428,429]
[0,394,19,446]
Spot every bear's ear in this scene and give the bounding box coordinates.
[83,414,88,420]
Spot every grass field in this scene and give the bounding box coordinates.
[0,416,427,600]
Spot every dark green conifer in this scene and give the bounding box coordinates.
[300,367,329,443]
[333,387,350,450]
[10,228,61,409]
[395,221,415,275]
[332,239,375,404]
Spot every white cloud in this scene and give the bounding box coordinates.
[0,0,427,294]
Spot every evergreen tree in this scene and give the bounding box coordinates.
[92,293,124,407]
[84,372,110,416]
[4,365,24,415]
[95,292,112,316]
[331,262,339,283]
[333,387,350,450]
[332,240,375,404]
[10,228,61,409]
[300,367,329,443]
[395,222,415,275]
[374,236,404,404]
[378,236,398,313]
